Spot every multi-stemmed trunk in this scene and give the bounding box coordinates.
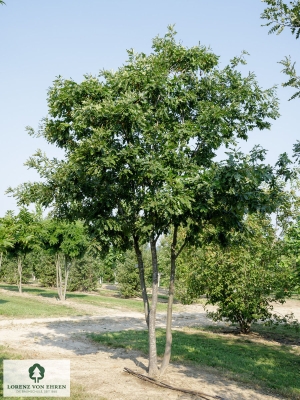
[56,253,72,301]
[133,227,183,377]
[133,234,160,377]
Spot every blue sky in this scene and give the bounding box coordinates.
[0,0,299,215]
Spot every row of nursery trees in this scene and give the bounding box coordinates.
[1,203,300,330]
[0,209,95,299]
[0,208,149,297]
[3,24,300,377]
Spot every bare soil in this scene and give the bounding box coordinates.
[1,287,299,400]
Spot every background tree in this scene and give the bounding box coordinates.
[41,219,88,300]
[27,248,56,287]
[95,246,121,284]
[175,214,295,333]
[116,249,141,298]
[10,27,292,376]
[283,217,300,289]
[0,217,13,270]
[68,252,101,292]
[5,208,41,293]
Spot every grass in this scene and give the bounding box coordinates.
[0,292,84,318]
[89,327,300,399]
[0,283,170,313]
[69,291,170,312]
[0,346,105,400]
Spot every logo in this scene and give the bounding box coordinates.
[3,360,70,397]
[29,363,45,383]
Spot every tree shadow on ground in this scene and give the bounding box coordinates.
[86,328,300,399]
[201,324,300,346]
[6,310,299,399]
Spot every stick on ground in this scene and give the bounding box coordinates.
[123,367,224,400]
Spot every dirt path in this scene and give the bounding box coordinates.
[1,291,298,400]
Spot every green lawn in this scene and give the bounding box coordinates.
[69,291,170,312]
[89,327,300,399]
[0,292,84,318]
[0,283,170,313]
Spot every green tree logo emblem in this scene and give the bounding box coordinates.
[28,363,45,383]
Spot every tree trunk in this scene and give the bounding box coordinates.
[160,225,178,375]
[238,316,252,334]
[17,256,22,294]
[63,257,72,301]
[0,252,3,270]
[56,253,63,300]
[133,235,150,327]
[148,238,159,378]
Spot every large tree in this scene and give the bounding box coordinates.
[10,26,292,376]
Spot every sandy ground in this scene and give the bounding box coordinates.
[1,288,299,400]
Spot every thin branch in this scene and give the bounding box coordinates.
[175,237,188,259]
[124,368,224,400]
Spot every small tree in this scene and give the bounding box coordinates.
[5,209,40,293]
[0,220,13,270]
[178,214,295,333]
[116,249,141,298]
[68,253,100,292]
[42,219,88,300]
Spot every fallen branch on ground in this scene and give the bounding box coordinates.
[123,367,223,400]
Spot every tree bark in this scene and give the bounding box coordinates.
[133,235,150,327]
[148,237,159,378]
[160,225,178,375]
[56,253,63,300]
[63,257,71,301]
[17,256,22,294]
